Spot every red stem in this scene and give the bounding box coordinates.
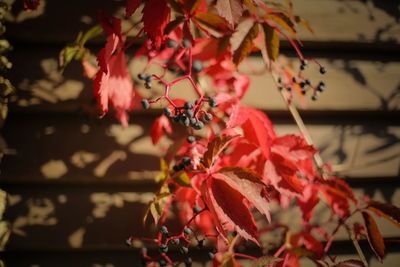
[124,28,144,50]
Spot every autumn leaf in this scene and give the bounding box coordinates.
[253,255,282,267]
[215,0,243,26]
[242,106,276,160]
[231,18,259,66]
[203,134,236,168]
[266,152,304,194]
[194,12,231,37]
[226,103,248,128]
[362,211,385,262]
[221,256,239,267]
[296,184,319,222]
[185,0,204,15]
[272,134,318,161]
[216,166,272,222]
[263,13,300,44]
[367,200,400,228]
[333,259,366,267]
[203,177,260,245]
[172,171,191,187]
[126,0,141,18]
[142,0,171,49]
[150,115,173,145]
[260,22,279,61]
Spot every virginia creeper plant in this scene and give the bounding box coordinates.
[56,0,400,266]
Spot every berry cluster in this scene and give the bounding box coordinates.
[125,205,214,267]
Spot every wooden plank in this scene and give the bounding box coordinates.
[2,186,399,251]
[6,46,400,113]
[0,113,398,184]
[4,0,400,46]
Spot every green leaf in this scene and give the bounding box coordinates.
[261,23,279,61]
[59,46,79,69]
[194,12,231,37]
[172,171,191,187]
[367,200,400,228]
[79,25,103,45]
[231,18,259,66]
[362,211,385,262]
[252,255,282,267]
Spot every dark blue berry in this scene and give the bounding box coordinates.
[287,86,292,92]
[159,259,167,266]
[292,77,297,83]
[301,89,306,95]
[301,59,307,66]
[180,246,189,254]
[187,136,195,143]
[182,39,191,49]
[184,102,193,110]
[193,205,202,214]
[299,81,306,88]
[141,99,150,109]
[300,65,306,70]
[163,107,172,117]
[320,67,327,74]
[172,115,180,123]
[159,244,168,253]
[277,77,282,84]
[312,94,318,101]
[167,39,177,48]
[183,228,191,235]
[145,82,152,89]
[189,118,197,126]
[208,252,215,260]
[180,116,190,126]
[192,60,203,73]
[232,231,238,236]
[319,81,326,87]
[145,75,153,83]
[160,226,168,234]
[182,157,191,166]
[204,113,212,121]
[138,73,146,80]
[317,85,325,92]
[186,109,194,118]
[194,121,204,130]
[173,238,180,245]
[209,97,217,107]
[305,79,311,85]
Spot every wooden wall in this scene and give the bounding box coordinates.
[0,0,399,266]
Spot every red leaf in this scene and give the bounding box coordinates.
[334,259,366,267]
[296,184,319,222]
[206,177,260,244]
[226,103,248,128]
[242,106,276,160]
[150,115,173,145]
[319,178,355,218]
[98,10,122,38]
[267,152,304,194]
[142,0,171,49]
[23,0,40,11]
[192,38,220,61]
[362,211,385,262]
[301,232,324,257]
[367,201,400,228]
[203,134,236,168]
[233,74,250,99]
[126,0,141,18]
[273,134,318,161]
[215,0,243,26]
[81,57,98,79]
[94,34,136,126]
[321,177,357,204]
[216,166,272,222]
[231,18,259,66]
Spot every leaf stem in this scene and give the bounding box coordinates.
[346,225,369,267]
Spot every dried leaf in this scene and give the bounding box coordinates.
[263,13,300,44]
[215,0,243,26]
[194,12,231,37]
[261,22,279,61]
[362,211,385,262]
[231,19,259,66]
[253,255,282,267]
[203,134,236,168]
[367,200,400,228]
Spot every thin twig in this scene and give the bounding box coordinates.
[346,226,369,267]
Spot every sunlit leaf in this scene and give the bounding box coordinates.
[362,211,385,262]
[172,171,191,187]
[221,256,238,267]
[80,25,103,45]
[194,12,231,37]
[367,200,400,228]
[253,255,282,267]
[203,134,236,168]
[215,0,243,26]
[263,13,300,44]
[261,22,279,61]
[231,18,259,66]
